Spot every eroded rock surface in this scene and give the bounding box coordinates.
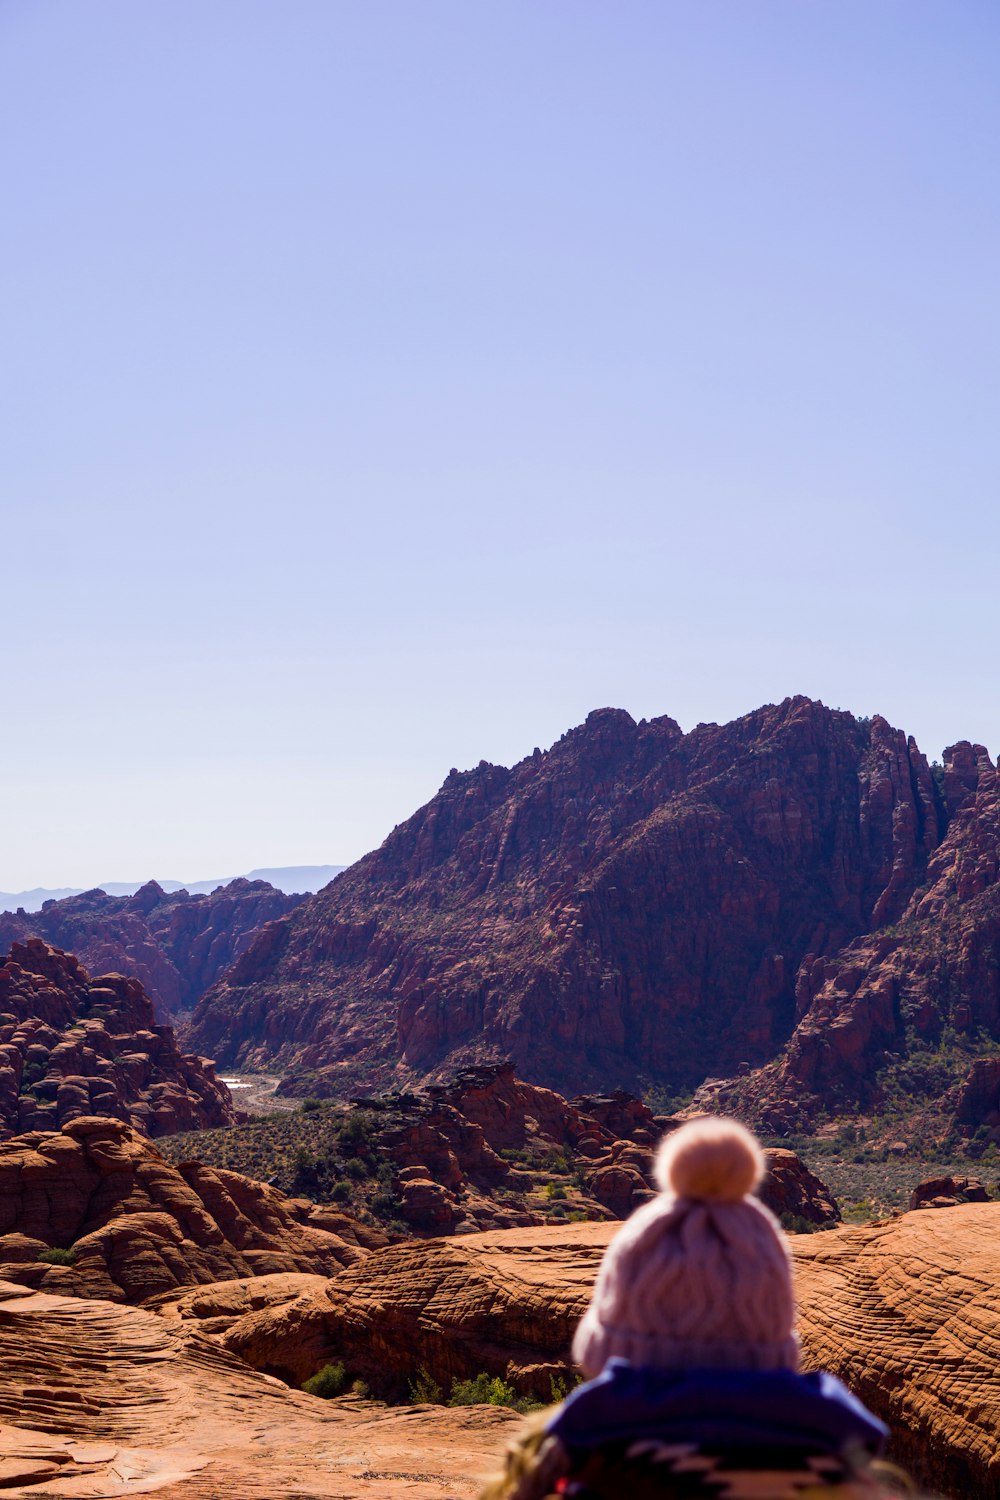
[197,1209,1000,1499]
[162,1064,839,1233]
[719,741,1000,1133]
[0,1116,384,1303]
[0,1278,516,1497]
[0,941,235,1138]
[795,1203,1000,1499]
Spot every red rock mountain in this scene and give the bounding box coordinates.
[191,697,990,1109]
[715,739,1000,1131]
[0,938,236,1138]
[0,877,305,1022]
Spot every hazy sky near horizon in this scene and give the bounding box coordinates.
[3,2,999,889]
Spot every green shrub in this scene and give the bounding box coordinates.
[330,1180,352,1203]
[301,1098,322,1113]
[338,1113,375,1154]
[543,1183,568,1200]
[37,1246,76,1265]
[302,1361,347,1398]
[448,1373,519,1408]
[409,1366,444,1404]
[371,1190,401,1219]
[344,1157,368,1181]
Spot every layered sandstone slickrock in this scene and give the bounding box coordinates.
[794,1204,1000,1499]
[0,1115,384,1303]
[0,1279,516,1497]
[191,697,958,1099]
[0,940,235,1139]
[216,1226,601,1394]
[0,877,304,1023]
[198,1209,1000,1500]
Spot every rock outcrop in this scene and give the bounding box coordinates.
[0,1277,516,1497]
[0,940,236,1138]
[191,698,951,1102]
[795,1203,1000,1499]
[0,1114,385,1303]
[197,1208,1000,1499]
[0,877,304,1022]
[908,1174,990,1210]
[159,1064,840,1234]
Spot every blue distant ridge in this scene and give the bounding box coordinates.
[0,866,345,913]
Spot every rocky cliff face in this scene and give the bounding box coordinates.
[190,697,947,1099]
[0,877,304,1022]
[712,741,1000,1132]
[0,939,236,1138]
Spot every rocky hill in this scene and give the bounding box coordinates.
[0,1113,385,1304]
[0,939,236,1138]
[0,877,304,1022]
[190,697,988,1112]
[158,1063,839,1235]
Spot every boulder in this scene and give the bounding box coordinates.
[909,1174,990,1210]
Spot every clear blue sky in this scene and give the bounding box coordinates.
[2,2,998,889]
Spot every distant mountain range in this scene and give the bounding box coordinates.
[0,878,314,1021]
[0,866,345,913]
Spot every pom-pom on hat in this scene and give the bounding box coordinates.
[573,1116,799,1378]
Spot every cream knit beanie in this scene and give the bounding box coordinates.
[572,1116,799,1379]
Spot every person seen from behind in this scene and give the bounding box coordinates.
[481,1116,914,1500]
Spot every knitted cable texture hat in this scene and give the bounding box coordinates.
[572,1116,799,1378]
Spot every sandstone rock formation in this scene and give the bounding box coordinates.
[711,738,1000,1132]
[795,1203,1000,1499]
[0,1277,516,1497]
[0,1114,385,1303]
[196,1208,1000,1499]
[0,940,236,1138]
[160,1063,839,1234]
[908,1174,990,1209]
[191,698,962,1107]
[0,877,303,1022]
